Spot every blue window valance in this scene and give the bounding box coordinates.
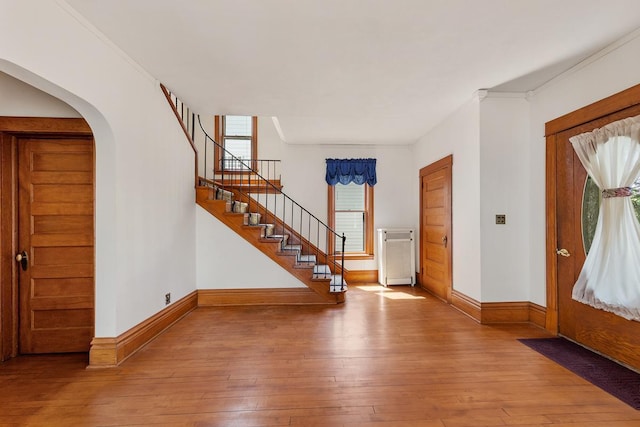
[325,158,377,186]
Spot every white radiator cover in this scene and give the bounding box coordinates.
[377,228,415,286]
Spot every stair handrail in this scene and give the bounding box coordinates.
[160,83,199,186]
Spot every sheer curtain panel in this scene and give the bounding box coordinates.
[570,115,640,320]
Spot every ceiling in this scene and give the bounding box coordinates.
[65,0,640,145]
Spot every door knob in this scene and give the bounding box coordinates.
[556,248,570,257]
[442,235,448,248]
[15,251,28,271]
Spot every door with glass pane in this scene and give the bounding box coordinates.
[553,104,640,370]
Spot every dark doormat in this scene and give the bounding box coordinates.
[519,337,640,409]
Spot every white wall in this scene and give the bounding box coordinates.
[259,117,286,164]
[527,32,640,306]
[0,1,197,336]
[196,206,305,288]
[0,71,81,117]
[412,96,482,300]
[280,141,414,271]
[479,94,531,302]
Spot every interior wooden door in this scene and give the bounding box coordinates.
[419,155,452,302]
[554,104,640,370]
[17,135,94,354]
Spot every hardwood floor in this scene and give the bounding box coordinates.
[2,284,640,426]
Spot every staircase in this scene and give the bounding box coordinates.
[161,84,347,304]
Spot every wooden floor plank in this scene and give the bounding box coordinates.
[2,284,640,425]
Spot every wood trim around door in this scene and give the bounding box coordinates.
[0,117,92,135]
[545,82,640,334]
[545,132,559,334]
[0,133,18,361]
[0,117,93,361]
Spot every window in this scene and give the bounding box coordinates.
[328,182,374,257]
[214,115,257,171]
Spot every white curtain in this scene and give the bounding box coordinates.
[570,115,640,321]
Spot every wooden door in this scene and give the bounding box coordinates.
[17,136,94,353]
[550,100,640,370]
[419,155,452,302]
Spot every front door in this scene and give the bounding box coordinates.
[553,103,640,370]
[0,118,94,358]
[419,155,452,302]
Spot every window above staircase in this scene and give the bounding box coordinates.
[214,115,257,173]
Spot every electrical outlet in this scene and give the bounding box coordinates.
[495,214,506,225]
[165,293,171,305]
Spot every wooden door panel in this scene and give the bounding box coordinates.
[32,152,93,171]
[425,171,445,189]
[28,328,93,354]
[32,185,93,203]
[30,234,93,247]
[32,308,93,327]
[576,311,640,368]
[33,215,93,235]
[18,136,94,354]
[30,205,93,217]
[34,246,94,265]
[30,297,93,311]
[31,171,93,184]
[425,243,445,264]
[424,208,444,225]
[424,261,444,278]
[30,264,94,279]
[33,278,93,297]
[424,226,443,237]
[425,191,444,208]
[425,227,445,243]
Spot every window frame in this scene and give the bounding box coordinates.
[328,182,374,259]
[214,115,258,173]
